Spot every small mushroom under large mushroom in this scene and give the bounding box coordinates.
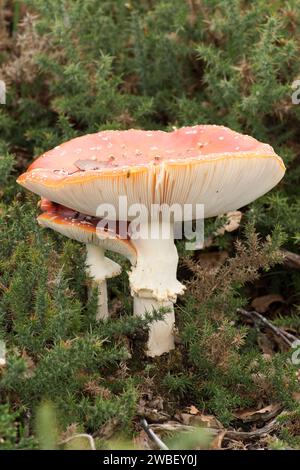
[37,200,136,321]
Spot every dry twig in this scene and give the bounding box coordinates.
[150,411,290,444]
[140,418,169,450]
[237,308,298,347]
[282,250,300,270]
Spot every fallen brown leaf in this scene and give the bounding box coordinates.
[176,410,223,428]
[251,294,284,314]
[234,403,282,423]
[195,414,223,429]
[186,405,200,415]
[210,430,226,449]
[177,413,195,426]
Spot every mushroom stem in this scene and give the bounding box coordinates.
[129,221,185,357]
[95,279,108,321]
[134,298,175,357]
[85,244,121,321]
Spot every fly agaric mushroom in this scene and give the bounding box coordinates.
[17,125,285,356]
[37,198,136,321]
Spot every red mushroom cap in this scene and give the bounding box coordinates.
[18,125,285,219]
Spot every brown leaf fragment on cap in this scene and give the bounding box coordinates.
[74,159,116,171]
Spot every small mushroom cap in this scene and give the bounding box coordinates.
[18,126,285,220]
[37,202,136,264]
